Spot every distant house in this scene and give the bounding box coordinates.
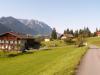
[43,35,50,42]
[0,32,40,52]
[60,34,74,40]
[44,38,50,42]
[96,32,100,37]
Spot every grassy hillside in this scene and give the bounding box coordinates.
[0,46,87,75]
[87,37,100,46]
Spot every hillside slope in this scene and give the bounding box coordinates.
[19,19,52,35]
[0,23,11,34]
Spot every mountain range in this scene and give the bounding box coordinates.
[0,16,52,35]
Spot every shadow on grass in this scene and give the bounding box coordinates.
[0,48,52,58]
[0,51,36,58]
[42,48,51,51]
[8,51,36,57]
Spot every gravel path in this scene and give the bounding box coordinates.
[76,45,100,75]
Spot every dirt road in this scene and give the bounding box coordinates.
[76,45,100,75]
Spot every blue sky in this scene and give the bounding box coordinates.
[0,0,100,33]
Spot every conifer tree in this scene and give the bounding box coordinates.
[51,28,57,39]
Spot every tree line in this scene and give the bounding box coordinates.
[51,27,98,39]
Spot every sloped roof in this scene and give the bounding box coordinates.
[60,34,74,38]
[0,32,34,39]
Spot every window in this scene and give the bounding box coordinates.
[2,40,4,43]
[15,41,17,44]
[6,40,9,43]
[5,45,8,48]
[2,46,4,49]
[0,45,1,49]
[10,41,13,44]
[0,40,2,43]
[8,46,11,50]
[18,40,21,44]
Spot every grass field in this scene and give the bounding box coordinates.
[0,46,87,75]
[87,37,100,46]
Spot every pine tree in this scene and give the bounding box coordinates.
[83,27,91,37]
[79,29,84,35]
[70,30,74,35]
[66,28,70,34]
[51,28,57,39]
[96,28,99,32]
[74,30,79,37]
[64,30,67,34]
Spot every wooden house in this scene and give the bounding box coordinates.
[44,35,50,42]
[0,32,40,52]
[60,34,74,40]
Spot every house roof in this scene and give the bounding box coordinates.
[0,32,34,39]
[60,34,74,38]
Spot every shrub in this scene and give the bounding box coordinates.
[75,36,87,47]
[41,40,67,47]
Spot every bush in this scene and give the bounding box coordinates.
[41,40,67,47]
[63,38,75,45]
[75,36,87,47]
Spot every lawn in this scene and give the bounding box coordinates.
[0,46,87,75]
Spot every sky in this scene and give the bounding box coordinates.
[0,0,100,33]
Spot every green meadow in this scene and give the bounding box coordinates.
[0,46,87,75]
[87,37,100,46]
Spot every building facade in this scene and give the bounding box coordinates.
[60,34,74,40]
[0,32,37,52]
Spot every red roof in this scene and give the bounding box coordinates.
[0,32,34,39]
